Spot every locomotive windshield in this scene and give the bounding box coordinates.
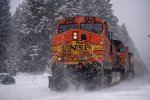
[58,24,78,33]
[80,23,103,34]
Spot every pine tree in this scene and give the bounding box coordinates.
[5,5,24,74]
[11,0,50,72]
[81,0,118,34]
[117,24,129,44]
[20,0,47,72]
[0,0,11,72]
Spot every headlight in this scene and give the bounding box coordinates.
[73,32,78,40]
[73,35,77,39]
[73,32,77,36]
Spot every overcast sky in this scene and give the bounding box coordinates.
[10,0,150,69]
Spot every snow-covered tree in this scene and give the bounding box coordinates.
[0,0,11,72]
[80,0,118,34]
[10,0,51,72]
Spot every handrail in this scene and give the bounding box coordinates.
[48,42,66,65]
[87,48,104,70]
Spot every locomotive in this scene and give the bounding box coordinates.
[48,16,134,90]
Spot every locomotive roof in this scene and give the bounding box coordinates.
[58,16,105,24]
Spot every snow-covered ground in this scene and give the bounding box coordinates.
[0,72,150,100]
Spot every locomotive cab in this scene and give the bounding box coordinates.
[52,16,111,66]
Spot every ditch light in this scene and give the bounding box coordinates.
[73,32,78,40]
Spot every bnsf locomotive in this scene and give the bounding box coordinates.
[48,16,134,90]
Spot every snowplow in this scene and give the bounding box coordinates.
[48,16,134,90]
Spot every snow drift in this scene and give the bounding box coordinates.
[0,72,150,100]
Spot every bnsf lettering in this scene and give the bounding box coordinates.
[65,44,89,52]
